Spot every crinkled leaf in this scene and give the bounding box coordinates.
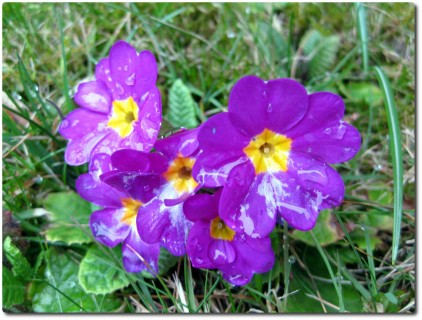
[2,267,26,309]
[32,248,120,312]
[43,191,93,245]
[142,247,180,279]
[45,225,92,245]
[78,244,129,295]
[290,210,342,247]
[3,236,32,280]
[167,79,199,129]
[300,30,340,79]
[43,191,91,224]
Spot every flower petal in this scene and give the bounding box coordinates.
[95,57,117,95]
[193,150,248,187]
[228,76,308,136]
[73,80,112,114]
[285,92,345,138]
[183,192,220,222]
[275,153,345,230]
[122,228,160,274]
[198,112,249,152]
[89,208,130,247]
[292,121,361,164]
[59,108,108,140]
[110,149,152,172]
[101,171,164,203]
[122,88,162,152]
[208,240,236,265]
[76,173,123,208]
[235,236,275,273]
[109,40,139,100]
[186,220,214,269]
[131,50,158,96]
[64,128,109,165]
[154,128,199,160]
[137,199,192,256]
[90,131,122,158]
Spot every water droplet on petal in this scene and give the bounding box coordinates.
[196,243,202,251]
[307,147,313,153]
[195,257,203,265]
[266,103,273,113]
[125,73,136,85]
[234,175,244,186]
[323,128,332,135]
[124,65,129,71]
[212,127,216,134]
[60,120,69,129]
[115,82,125,95]
[143,185,150,192]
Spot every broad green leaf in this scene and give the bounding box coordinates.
[290,210,341,246]
[2,267,26,309]
[341,82,384,106]
[142,247,180,279]
[32,248,121,312]
[167,79,199,129]
[43,191,93,245]
[3,236,32,280]
[349,227,382,251]
[43,191,91,224]
[45,225,92,245]
[78,245,129,295]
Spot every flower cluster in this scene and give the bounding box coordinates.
[60,41,361,285]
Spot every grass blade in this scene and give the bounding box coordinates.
[356,3,369,73]
[374,66,404,265]
[310,231,344,312]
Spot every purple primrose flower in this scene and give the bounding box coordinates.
[184,190,275,286]
[59,40,161,166]
[101,128,200,257]
[193,75,361,236]
[76,153,160,273]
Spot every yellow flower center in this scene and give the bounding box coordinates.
[210,217,235,241]
[243,128,292,174]
[107,97,139,138]
[120,198,143,225]
[163,155,198,194]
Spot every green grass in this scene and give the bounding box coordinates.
[2,2,415,314]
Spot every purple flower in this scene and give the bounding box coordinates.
[184,190,275,286]
[101,128,200,256]
[76,153,160,274]
[193,75,361,236]
[59,40,161,166]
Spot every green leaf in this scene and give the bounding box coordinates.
[78,245,130,295]
[32,248,121,312]
[43,191,93,245]
[45,225,92,245]
[374,66,404,265]
[2,267,26,309]
[290,210,341,247]
[349,227,382,251]
[341,82,384,106]
[167,79,199,129]
[286,247,363,313]
[3,236,32,280]
[300,30,340,79]
[142,247,180,279]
